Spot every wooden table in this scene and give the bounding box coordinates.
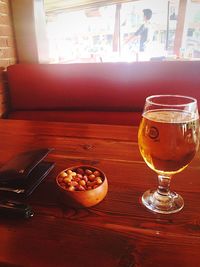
[0,119,200,267]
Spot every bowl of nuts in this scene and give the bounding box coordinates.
[56,165,108,208]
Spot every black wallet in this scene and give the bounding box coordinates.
[0,148,55,197]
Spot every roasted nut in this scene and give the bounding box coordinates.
[79,180,86,186]
[85,169,92,175]
[60,171,68,178]
[88,174,96,181]
[64,177,72,183]
[77,168,84,175]
[96,177,102,185]
[76,174,83,179]
[68,186,75,191]
[69,181,78,187]
[82,175,88,182]
[94,170,100,177]
[78,185,85,191]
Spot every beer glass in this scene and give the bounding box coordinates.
[138,95,199,214]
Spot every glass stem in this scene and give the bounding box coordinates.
[151,175,173,210]
[157,175,172,196]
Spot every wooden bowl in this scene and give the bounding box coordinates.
[56,165,108,208]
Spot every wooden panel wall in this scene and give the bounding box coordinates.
[0,0,17,118]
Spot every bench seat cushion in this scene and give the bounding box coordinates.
[7,111,142,126]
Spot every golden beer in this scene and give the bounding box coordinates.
[138,109,199,175]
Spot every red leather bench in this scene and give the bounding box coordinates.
[6,61,200,125]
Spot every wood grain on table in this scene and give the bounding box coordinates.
[0,119,199,267]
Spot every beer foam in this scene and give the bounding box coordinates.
[143,109,198,123]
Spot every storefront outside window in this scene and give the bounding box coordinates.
[45,0,200,63]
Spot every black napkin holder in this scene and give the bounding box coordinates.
[0,148,55,197]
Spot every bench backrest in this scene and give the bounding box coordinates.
[7,61,200,111]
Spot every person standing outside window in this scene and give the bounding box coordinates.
[125,8,153,57]
[135,9,153,52]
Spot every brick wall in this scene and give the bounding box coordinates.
[0,0,17,67]
[0,0,17,117]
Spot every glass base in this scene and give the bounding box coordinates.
[142,189,184,214]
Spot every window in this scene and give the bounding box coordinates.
[44,0,200,63]
[182,1,200,58]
